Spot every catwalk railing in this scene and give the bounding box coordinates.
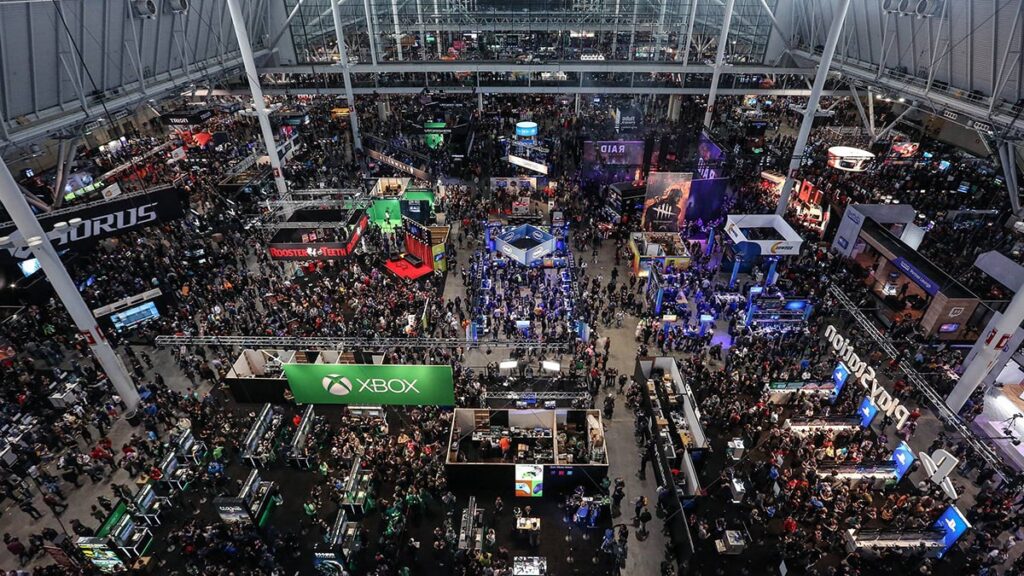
[827,284,1009,481]
[153,335,574,351]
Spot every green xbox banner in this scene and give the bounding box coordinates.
[282,364,455,406]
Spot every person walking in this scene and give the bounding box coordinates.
[638,506,653,537]
[638,441,655,480]
[18,499,42,520]
[633,496,647,521]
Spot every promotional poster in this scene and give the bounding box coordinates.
[641,172,692,233]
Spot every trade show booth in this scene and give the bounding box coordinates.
[446,408,609,493]
[629,232,693,277]
[267,209,368,262]
[834,208,980,339]
[223,349,302,403]
[634,357,702,565]
[494,225,556,266]
[722,214,803,288]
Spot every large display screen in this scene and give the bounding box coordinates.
[830,363,850,404]
[283,364,456,406]
[515,464,544,497]
[858,397,879,428]
[933,505,970,557]
[17,258,41,277]
[110,302,160,332]
[892,441,915,481]
[641,172,692,233]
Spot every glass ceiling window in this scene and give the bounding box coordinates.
[282,0,777,65]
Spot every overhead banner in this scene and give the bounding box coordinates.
[367,149,430,181]
[0,186,188,262]
[161,108,213,126]
[283,364,456,406]
[507,154,548,175]
[582,141,645,165]
[641,172,692,233]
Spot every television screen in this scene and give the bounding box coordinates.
[17,258,41,278]
[110,302,160,332]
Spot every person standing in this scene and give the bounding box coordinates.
[493,496,504,518]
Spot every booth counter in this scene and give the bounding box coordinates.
[289,405,317,469]
[314,509,362,573]
[340,457,374,519]
[629,232,692,277]
[242,404,283,467]
[636,357,708,499]
[214,469,278,527]
[78,501,153,571]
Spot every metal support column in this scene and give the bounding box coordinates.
[682,0,698,66]
[227,0,287,195]
[0,160,140,412]
[391,0,403,61]
[1000,141,1022,214]
[478,91,483,112]
[629,0,638,61]
[948,284,1024,412]
[363,0,379,65]
[703,0,736,127]
[433,0,442,58]
[611,0,620,57]
[415,0,427,60]
[775,0,851,215]
[655,0,668,61]
[332,0,362,151]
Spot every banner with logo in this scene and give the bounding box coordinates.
[367,149,430,181]
[283,364,455,406]
[582,141,645,165]
[934,505,970,557]
[162,108,213,126]
[0,186,188,262]
[641,172,692,233]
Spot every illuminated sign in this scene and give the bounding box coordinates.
[823,325,911,428]
[892,441,915,481]
[858,397,879,428]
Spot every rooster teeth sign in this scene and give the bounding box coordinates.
[824,325,911,429]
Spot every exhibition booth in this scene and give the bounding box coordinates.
[628,232,693,277]
[635,357,709,502]
[368,185,436,232]
[446,408,608,493]
[634,357,702,564]
[383,217,448,281]
[722,214,804,288]
[267,209,368,262]
[833,206,980,339]
[494,225,556,266]
[224,349,303,403]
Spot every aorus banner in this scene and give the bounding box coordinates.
[0,186,188,262]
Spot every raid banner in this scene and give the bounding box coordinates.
[367,149,430,181]
[582,141,645,165]
[0,186,188,262]
[641,172,692,233]
[283,364,456,406]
